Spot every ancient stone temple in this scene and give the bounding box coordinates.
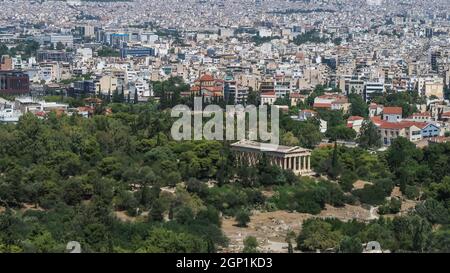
[230,140,313,176]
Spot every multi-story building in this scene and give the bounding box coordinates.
[97,75,118,95]
[382,107,403,122]
[348,79,365,97]
[364,82,385,102]
[48,34,74,48]
[120,47,155,58]
[0,70,29,95]
[373,118,425,146]
[37,50,74,63]
[73,80,96,96]
[0,55,13,70]
[260,91,276,105]
[83,25,95,38]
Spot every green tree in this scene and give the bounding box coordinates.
[348,94,368,117]
[281,132,299,146]
[339,236,363,253]
[62,177,84,206]
[25,230,63,253]
[235,209,251,227]
[361,222,396,251]
[393,215,432,252]
[386,137,422,171]
[378,198,402,215]
[285,230,296,253]
[134,89,139,104]
[136,228,207,253]
[415,199,449,225]
[357,121,382,149]
[0,209,24,251]
[112,88,123,103]
[326,125,356,141]
[323,142,342,179]
[427,176,450,205]
[149,199,164,222]
[246,88,259,105]
[243,236,259,253]
[55,42,65,50]
[428,227,450,252]
[297,120,322,148]
[297,219,342,251]
[339,171,358,192]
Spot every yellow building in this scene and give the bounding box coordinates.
[424,81,444,99]
[96,75,118,95]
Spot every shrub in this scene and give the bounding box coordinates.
[378,198,401,215]
[297,219,342,251]
[352,179,393,206]
[235,209,251,227]
[243,236,259,253]
[339,171,358,192]
[404,185,420,200]
[415,199,449,225]
[339,236,363,253]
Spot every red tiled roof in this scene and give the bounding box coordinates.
[442,112,450,117]
[371,116,382,123]
[198,74,214,82]
[77,106,93,112]
[261,91,276,97]
[383,106,402,115]
[378,121,427,130]
[313,103,332,108]
[317,94,341,100]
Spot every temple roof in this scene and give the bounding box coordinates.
[231,139,310,154]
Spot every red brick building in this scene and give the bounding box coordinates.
[0,70,29,95]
